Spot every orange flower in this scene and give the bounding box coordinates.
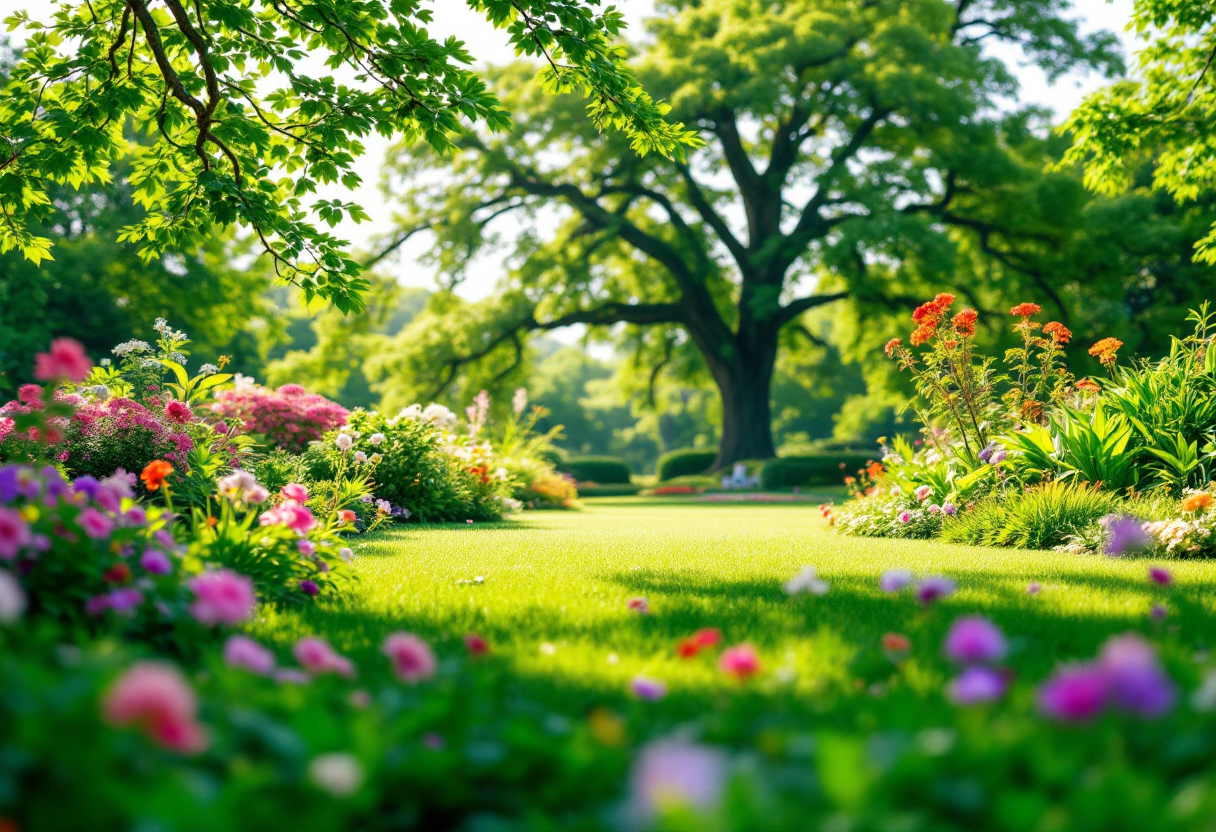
[1010,302,1042,318]
[882,633,911,653]
[910,327,931,346]
[866,461,884,479]
[1181,493,1214,513]
[1075,378,1101,393]
[140,460,175,491]
[1088,337,1123,366]
[933,293,957,310]
[952,309,977,337]
[1042,321,1072,344]
[884,338,902,358]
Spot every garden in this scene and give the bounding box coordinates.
[4,0,1216,830]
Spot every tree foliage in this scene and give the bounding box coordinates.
[0,0,696,311]
[1063,0,1216,261]
[381,0,1121,465]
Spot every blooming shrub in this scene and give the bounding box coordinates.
[211,380,348,453]
[57,396,196,479]
[832,490,946,539]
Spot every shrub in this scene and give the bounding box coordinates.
[577,483,641,497]
[941,482,1124,549]
[562,456,631,484]
[211,381,347,453]
[832,492,946,539]
[248,449,315,495]
[760,453,873,489]
[656,448,717,481]
[516,468,578,509]
[54,396,196,479]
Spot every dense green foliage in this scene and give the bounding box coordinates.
[656,448,716,482]
[760,453,874,490]
[941,483,1127,550]
[561,455,631,485]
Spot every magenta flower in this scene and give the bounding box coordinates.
[294,637,354,677]
[631,676,667,701]
[164,401,193,425]
[188,570,256,626]
[299,579,320,597]
[223,636,276,675]
[0,508,31,560]
[383,632,437,683]
[34,338,92,383]
[1098,634,1177,718]
[78,507,114,540]
[915,575,956,606]
[1037,664,1109,722]
[879,568,913,593]
[897,511,912,524]
[947,666,1008,705]
[103,662,207,754]
[944,616,1007,665]
[630,739,726,824]
[1148,566,1172,587]
[719,644,761,680]
[258,501,316,535]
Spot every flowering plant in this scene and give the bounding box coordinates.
[211,379,348,453]
[89,319,234,407]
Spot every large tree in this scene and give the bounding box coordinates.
[0,0,693,311]
[380,0,1121,468]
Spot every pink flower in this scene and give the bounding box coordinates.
[627,597,650,613]
[1027,582,1042,595]
[281,483,309,502]
[140,548,172,575]
[897,511,912,524]
[631,676,667,701]
[1037,664,1109,722]
[947,666,1008,705]
[17,384,42,404]
[914,485,933,502]
[244,484,270,504]
[383,632,437,683]
[35,338,92,382]
[943,616,1007,665]
[719,644,761,680]
[1148,566,1172,586]
[465,633,490,656]
[188,570,256,626]
[915,576,956,606]
[102,662,207,753]
[223,636,276,675]
[0,508,31,560]
[78,507,114,540]
[630,739,725,823]
[295,637,354,677]
[258,501,316,535]
[164,401,193,424]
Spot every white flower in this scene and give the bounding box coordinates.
[396,404,423,422]
[369,433,385,446]
[112,339,152,357]
[85,385,110,399]
[354,451,368,463]
[335,433,354,452]
[153,317,170,334]
[421,403,457,429]
[233,373,257,391]
[308,753,364,797]
[339,547,354,563]
[198,363,219,376]
[218,471,258,502]
[100,358,112,367]
[0,571,27,624]
[784,566,830,596]
[376,499,391,514]
[513,387,528,415]
[169,352,187,365]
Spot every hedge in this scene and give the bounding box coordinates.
[759,453,875,489]
[561,456,632,485]
[656,448,718,481]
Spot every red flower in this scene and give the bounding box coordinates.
[164,401,193,424]
[882,633,911,653]
[884,338,902,358]
[1075,378,1101,393]
[464,633,490,656]
[1042,321,1072,344]
[104,563,132,584]
[140,460,175,491]
[677,628,721,658]
[1009,302,1042,318]
[933,293,956,310]
[338,509,357,525]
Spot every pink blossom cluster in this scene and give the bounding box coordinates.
[64,397,194,467]
[211,384,347,453]
[1037,633,1177,722]
[103,662,207,754]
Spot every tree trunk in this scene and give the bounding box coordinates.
[707,337,778,471]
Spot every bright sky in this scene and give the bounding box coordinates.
[2,0,1140,310]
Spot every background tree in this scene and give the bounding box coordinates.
[0,0,694,311]
[381,0,1121,468]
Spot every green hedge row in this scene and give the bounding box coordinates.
[560,456,632,484]
[759,453,875,488]
[656,448,717,481]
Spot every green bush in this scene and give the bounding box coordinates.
[941,482,1125,549]
[561,456,632,484]
[656,448,717,481]
[760,453,873,489]
[576,483,641,497]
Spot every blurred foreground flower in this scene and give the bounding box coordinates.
[103,662,207,754]
[0,570,26,623]
[308,753,365,797]
[783,566,829,596]
[383,632,436,683]
[720,644,761,680]
[629,739,726,827]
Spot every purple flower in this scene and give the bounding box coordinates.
[71,476,101,499]
[988,450,1007,464]
[978,444,997,463]
[1151,604,1168,621]
[942,503,958,516]
[879,568,914,593]
[944,616,1007,665]
[1099,634,1176,718]
[630,739,726,824]
[298,539,316,557]
[915,576,956,606]
[1038,664,1109,722]
[77,508,113,540]
[300,579,320,597]
[107,587,144,615]
[140,548,173,576]
[1102,514,1149,557]
[947,666,1008,705]
[631,676,667,701]
[1148,567,1172,587]
[1026,581,1042,595]
[223,635,276,675]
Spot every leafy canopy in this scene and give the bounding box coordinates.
[1062,0,1216,261]
[0,0,697,312]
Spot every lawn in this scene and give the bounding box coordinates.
[250,498,1212,725]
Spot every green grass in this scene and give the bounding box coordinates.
[249,499,1216,727]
